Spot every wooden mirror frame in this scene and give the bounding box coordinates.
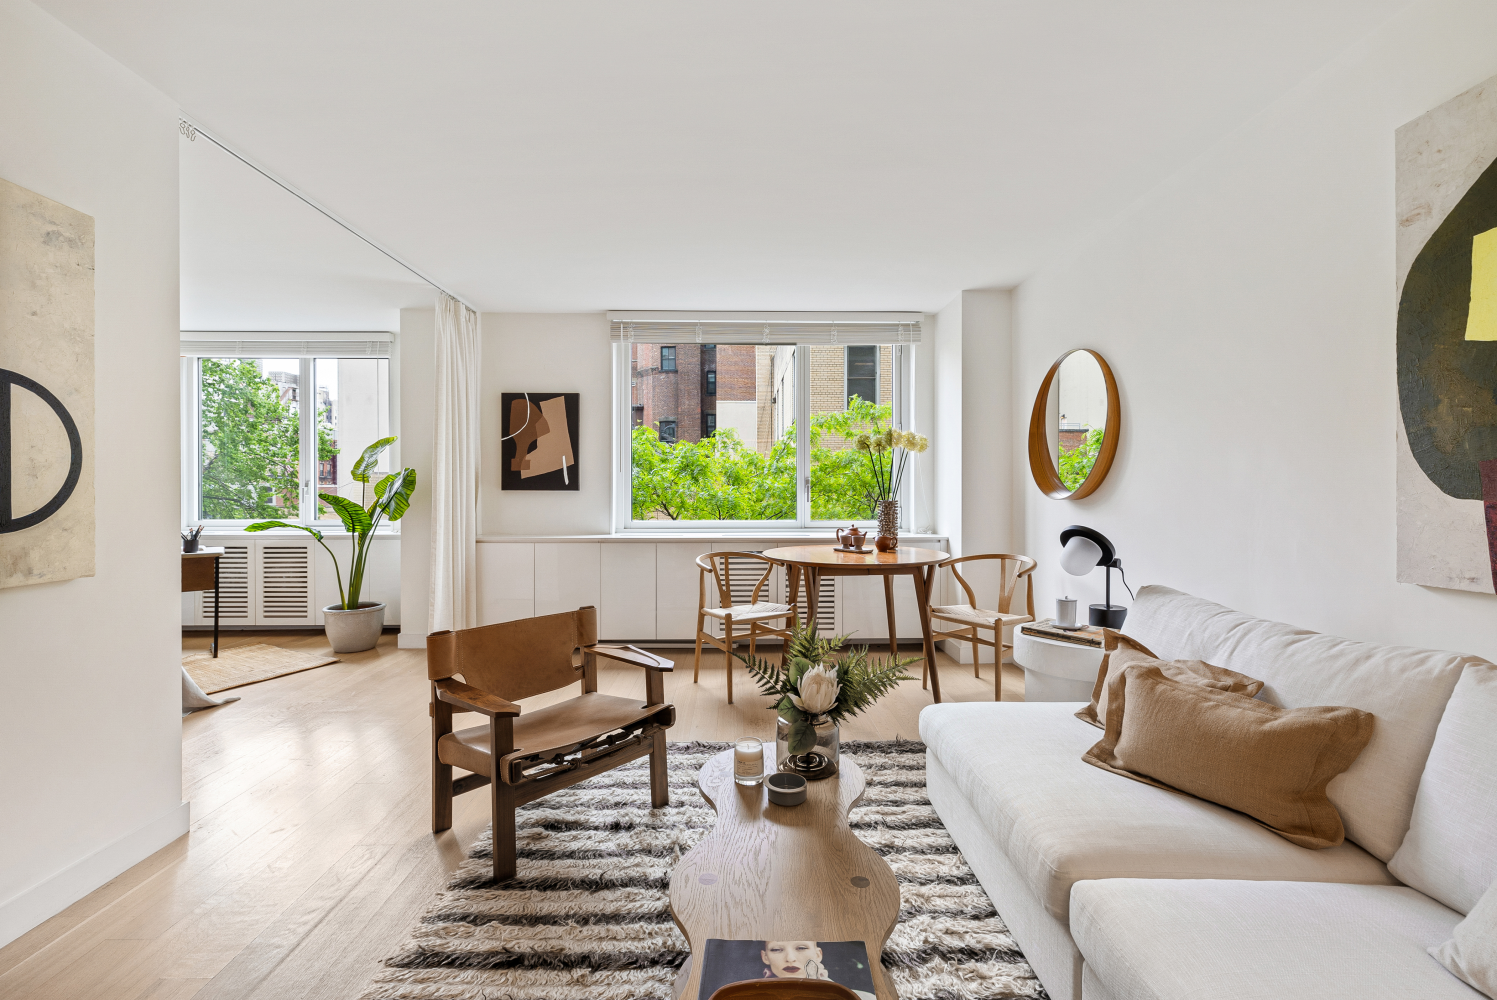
[1027,348,1121,500]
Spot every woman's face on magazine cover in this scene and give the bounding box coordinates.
[761,941,823,978]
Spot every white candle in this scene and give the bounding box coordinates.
[733,737,764,786]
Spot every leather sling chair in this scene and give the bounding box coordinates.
[428,606,676,882]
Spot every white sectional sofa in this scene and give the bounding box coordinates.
[920,585,1497,1000]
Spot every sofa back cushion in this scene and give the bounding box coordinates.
[1388,663,1497,914]
[1124,586,1480,861]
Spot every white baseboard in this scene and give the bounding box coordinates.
[0,801,190,949]
[398,630,427,649]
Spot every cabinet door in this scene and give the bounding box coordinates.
[600,544,656,641]
[656,542,707,641]
[534,542,601,618]
[478,542,535,625]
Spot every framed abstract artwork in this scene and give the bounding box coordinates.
[501,392,579,491]
[1396,73,1497,593]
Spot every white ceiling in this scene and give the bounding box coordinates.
[43,1,1406,326]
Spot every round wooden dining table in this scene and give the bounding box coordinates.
[760,544,951,703]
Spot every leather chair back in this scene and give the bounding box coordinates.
[427,606,598,702]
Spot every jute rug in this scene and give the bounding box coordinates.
[364,740,1044,1000]
[181,643,338,694]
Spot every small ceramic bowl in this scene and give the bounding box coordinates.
[766,772,807,806]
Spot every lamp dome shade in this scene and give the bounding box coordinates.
[1060,535,1105,576]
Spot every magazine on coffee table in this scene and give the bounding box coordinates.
[1020,619,1105,648]
[698,939,876,999]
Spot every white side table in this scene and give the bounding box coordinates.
[1013,630,1103,702]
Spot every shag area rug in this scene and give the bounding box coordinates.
[364,740,1045,1000]
[182,643,338,693]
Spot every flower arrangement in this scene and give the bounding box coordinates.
[738,621,915,755]
[854,428,929,505]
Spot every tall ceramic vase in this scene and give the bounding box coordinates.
[875,499,899,551]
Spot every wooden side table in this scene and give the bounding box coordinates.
[761,544,950,702]
[182,546,224,658]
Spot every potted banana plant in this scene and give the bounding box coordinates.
[248,436,416,653]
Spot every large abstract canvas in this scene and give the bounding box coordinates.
[1397,75,1497,593]
[500,392,579,491]
[0,176,95,589]
[0,177,95,589]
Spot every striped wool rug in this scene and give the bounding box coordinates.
[364,740,1044,1000]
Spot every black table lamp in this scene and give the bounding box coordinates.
[1058,525,1128,628]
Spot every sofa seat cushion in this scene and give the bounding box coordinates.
[919,702,1395,922]
[1123,586,1480,861]
[1070,879,1479,1000]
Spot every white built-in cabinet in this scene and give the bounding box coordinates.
[182,533,401,628]
[476,536,948,643]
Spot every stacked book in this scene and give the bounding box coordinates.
[1021,619,1106,648]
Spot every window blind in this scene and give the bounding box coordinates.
[607,311,922,345]
[179,331,393,358]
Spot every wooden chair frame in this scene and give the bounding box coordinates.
[429,607,675,882]
[694,552,795,704]
[931,553,1037,700]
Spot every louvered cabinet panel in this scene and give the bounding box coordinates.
[785,571,838,636]
[198,544,251,624]
[257,543,315,624]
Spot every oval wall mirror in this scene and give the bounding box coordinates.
[1027,348,1120,500]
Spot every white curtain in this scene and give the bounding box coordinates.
[428,293,481,634]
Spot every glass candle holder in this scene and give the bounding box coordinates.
[733,737,764,786]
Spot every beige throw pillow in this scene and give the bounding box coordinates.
[1075,630,1266,730]
[1083,663,1375,849]
[1430,876,1497,998]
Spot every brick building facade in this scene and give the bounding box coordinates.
[634,342,894,452]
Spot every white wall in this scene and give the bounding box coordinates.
[1014,0,1497,659]
[0,0,185,946]
[480,313,614,536]
[397,306,435,647]
[932,289,1015,660]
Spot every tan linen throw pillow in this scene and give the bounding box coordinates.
[1430,876,1497,998]
[1083,663,1375,849]
[1075,631,1265,729]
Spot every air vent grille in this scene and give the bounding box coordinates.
[203,545,250,621]
[260,545,312,619]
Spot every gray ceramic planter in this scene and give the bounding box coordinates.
[323,602,386,653]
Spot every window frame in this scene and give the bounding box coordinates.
[659,345,677,372]
[181,352,398,530]
[613,342,913,531]
[844,344,880,406]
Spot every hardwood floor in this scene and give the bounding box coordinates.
[0,630,1022,1000]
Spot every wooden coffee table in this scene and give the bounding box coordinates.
[668,746,901,1000]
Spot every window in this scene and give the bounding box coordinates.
[659,345,676,372]
[615,315,918,527]
[187,354,392,525]
[846,345,879,405]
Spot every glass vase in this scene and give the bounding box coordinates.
[875,499,899,551]
[776,714,839,780]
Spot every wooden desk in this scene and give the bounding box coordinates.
[182,546,224,658]
[761,545,950,703]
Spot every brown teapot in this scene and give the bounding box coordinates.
[836,525,868,551]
